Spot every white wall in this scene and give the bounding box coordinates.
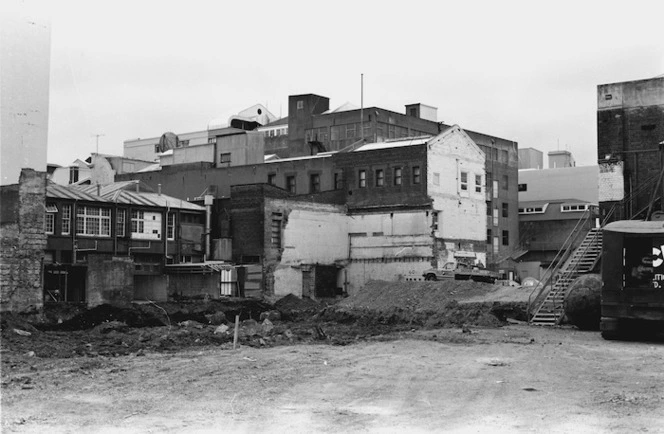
[1,2,51,185]
[427,126,486,262]
[268,200,348,298]
[123,130,208,162]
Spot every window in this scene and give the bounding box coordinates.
[433,172,440,186]
[493,180,498,198]
[475,175,482,193]
[220,153,231,164]
[208,137,217,144]
[271,212,282,247]
[493,236,499,254]
[62,204,71,235]
[502,230,509,246]
[502,202,509,218]
[346,124,356,139]
[502,175,508,190]
[177,139,189,148]
[561,204,590,212]
[487,229,492,244]
[116,209,126,237]
[167,212,175,240]
[394,167,402,186]
[69,167,79,184]
[310,173,320,193]
[413,166,421,184]
[334,172,343,190]
[76,206,111,237]
[432,212,439,231]
[500,149,508,163]
[519,204,548,214]
[267,173,276,185]
[460,171,468,191]
[131,210,162,240]
[154,144,161,153]
[297,100,304,110]
[45,211,55,234]
[330,125,341,141]
[286,176,296,193]
[493,207,499,226]
[358,170,367,188]
[486,201,492,216]
[518,183,527,192]
[375,169,384,187]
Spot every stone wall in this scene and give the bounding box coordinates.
[0,169,47,312]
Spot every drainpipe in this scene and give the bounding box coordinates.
[204,194,214,261]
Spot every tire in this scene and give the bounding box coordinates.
[425,274,437,281]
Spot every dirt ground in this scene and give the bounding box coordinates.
[2,281,664,433]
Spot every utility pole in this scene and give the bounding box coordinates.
[92,133,105,154]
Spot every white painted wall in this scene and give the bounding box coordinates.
[123,130,208,162]
[427,126,486,263]
[1,2,51,185]
[269,200,348,298]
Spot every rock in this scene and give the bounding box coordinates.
[261,319,274,334]
[13,329,31,337]
[241,319,260,337]
[214,324,230,334]
[284,329,294,341]
[178,320,204,329]
[260,310,281,321]
[25,351,35,357]
[205,312,227,325]
[93,320,129,334]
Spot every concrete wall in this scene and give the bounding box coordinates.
[167,274,219,299]
[134,274,168,302]
[124,130,209,162]
[164,143,215,166]
[1,3,50,185]
[0,170,47,312]
[86,255,134,307]
[518,166,599,203]
[215,131,264,167]
[264,198,348,298]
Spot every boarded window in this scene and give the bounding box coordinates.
[271,213,282,247]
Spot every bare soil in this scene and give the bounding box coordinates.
[2,280,663,433]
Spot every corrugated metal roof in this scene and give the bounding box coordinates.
[354,137,429,152]
[47,182,204,211]
[111,191,204,211]
[76,181,147,197]
[47,182,108,202]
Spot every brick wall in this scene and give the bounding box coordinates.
[0,169,47,312]
[334,145,430,210]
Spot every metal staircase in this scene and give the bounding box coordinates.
[529,227,603,326]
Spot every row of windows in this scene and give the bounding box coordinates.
[304,122,431,145]
[264,127,288,138]
[477,144,510,164]
[45,204,176,240]
[267,166,422,193]
[517,203,591,214]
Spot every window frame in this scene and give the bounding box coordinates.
[460,171,468,191]
[358,169,367,188]
[412,166,421,184]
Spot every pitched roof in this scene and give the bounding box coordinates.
[47,182,204,211]
[353,136,430,152]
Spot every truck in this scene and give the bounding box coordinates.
[423,262,500,284]
[600,220,664,339]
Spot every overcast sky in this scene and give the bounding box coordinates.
[46,0,663,167]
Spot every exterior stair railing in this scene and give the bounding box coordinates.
[528,208,602,325]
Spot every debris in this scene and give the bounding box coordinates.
[261,319,274,334]
[25,351,35,357]
[240,319,260,337]
[461,325,472,334]
[260,310,282,321]
[487,359,508,367]
[522,387,538,392]
[205,312,226,325]
[178,320,204,329]
[13,329,31,337]
[214,324,230,334]
[242,356,256,362]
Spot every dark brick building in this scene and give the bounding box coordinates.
[597,75,664,220]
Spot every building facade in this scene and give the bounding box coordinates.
[597,75,664,221]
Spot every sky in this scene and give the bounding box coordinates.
[44,0,664,167]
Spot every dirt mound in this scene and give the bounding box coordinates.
[274,294,322,320]
[328,280,528,327]
[338,280,527,312]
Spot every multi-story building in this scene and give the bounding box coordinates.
[43,181,207,304]
[597,75,664,221]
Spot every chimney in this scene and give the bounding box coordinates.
[158,184,161,195]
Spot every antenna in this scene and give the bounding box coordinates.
[92,133,105,154]
[360,73,364,142]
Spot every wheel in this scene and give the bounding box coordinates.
[425,274,437,281]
